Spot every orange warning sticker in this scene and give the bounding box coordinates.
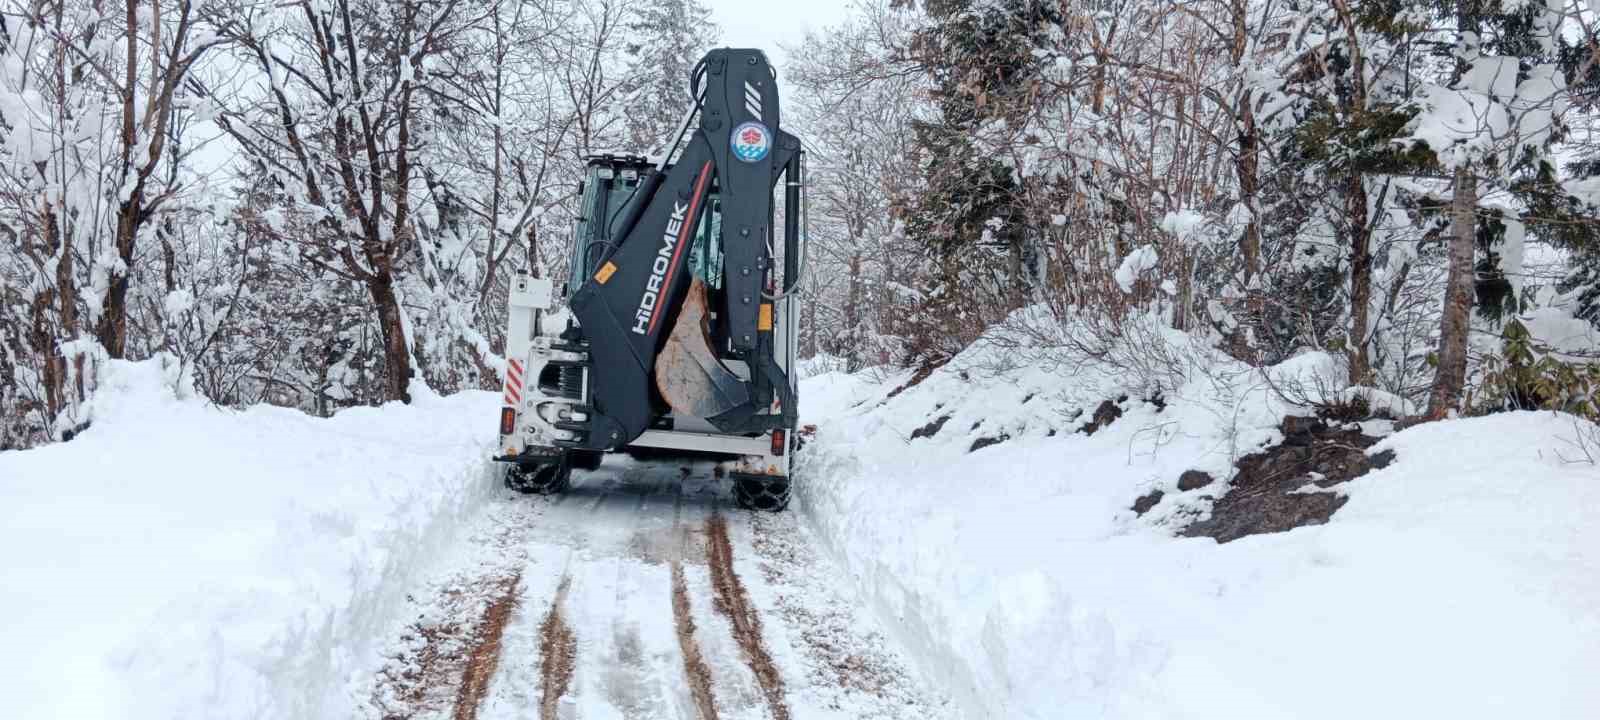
[595,261,617,284]
[758,303,773,331]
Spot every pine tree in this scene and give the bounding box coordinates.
[1268,5,1430,385]
[895,0,1061,358]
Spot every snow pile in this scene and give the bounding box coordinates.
[0,358,501,720]
[796,334,1600,718]
[1114,245,1159,293]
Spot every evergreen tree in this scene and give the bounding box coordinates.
[895,0,1061,357]
[1265,5,1428,383]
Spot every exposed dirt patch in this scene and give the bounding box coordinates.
[671,562,721,720]
[537,577,576,720]
[968,433,1011,452]
[910,414,951,441]
[1180,417,1395,543]
[794,424,818,453]
[451,575,521,720]
[1131,489,1164,516]
[380,607,466,718]
[705,515,792,720]
[1177,470,1214,491]
[1079,398,1125,435]
[885,358,950,400]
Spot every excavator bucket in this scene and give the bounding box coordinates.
[655,279,748,419]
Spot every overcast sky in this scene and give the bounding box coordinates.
[701,0,859,71]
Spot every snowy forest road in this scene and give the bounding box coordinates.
[365,457,950,720]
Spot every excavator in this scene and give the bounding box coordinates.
[493,48,804,511]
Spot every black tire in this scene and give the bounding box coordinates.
[733,473,790,512]
[504,460,570,495]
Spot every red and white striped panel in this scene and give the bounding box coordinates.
[504,358,524,406]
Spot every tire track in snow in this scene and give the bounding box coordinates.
[526,463,699,718]
[705,514,792,720]
[742,511,955,718]
[372,458,946,720]
[368,496,544,720]
[537,577,576,720]
[672,561,722,720]
[452,575,522,720]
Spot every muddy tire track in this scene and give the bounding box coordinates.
[705,514,791,720]
[379,611,462,719]
[538,577,577,720]
[374,571,523,720]
[746,512,952,718]
[451,575,521,720]
[672,562,721,720]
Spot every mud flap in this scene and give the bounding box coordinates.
[655,279,749,419]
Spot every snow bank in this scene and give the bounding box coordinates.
[0,358,501,720]
[1114,245,1159,293]
[797,337,1600,718]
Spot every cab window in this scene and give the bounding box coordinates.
[688,195,723,289]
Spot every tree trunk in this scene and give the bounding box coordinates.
[1173,252,1194,331]
[98,0,140,360]
[1346,173,1373,386]
[1235,101,1261,282]
[98,205,138,358]
[844,250,863,371]
[802,288,818,359]
[368,274,413,403]
[1428,166,1476,417]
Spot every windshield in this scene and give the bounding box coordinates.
[568,167,640,295]
[688,195,723,289]
[568,166,721,295]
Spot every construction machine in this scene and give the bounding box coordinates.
[494,48,804,511]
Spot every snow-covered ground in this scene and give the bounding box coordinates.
[5,344,1598,719]
[0,357,946,720]
[796,341,1600,719]
[358,458,949,720]
[0,359,502,720]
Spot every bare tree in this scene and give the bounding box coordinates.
[209,0,476,402]
[98,0,224,358]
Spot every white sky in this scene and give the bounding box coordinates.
[701,0,859,71]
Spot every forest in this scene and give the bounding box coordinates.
[5,0,1600,448]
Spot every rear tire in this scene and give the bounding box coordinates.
[733,473,790,512]
[504,459,570,495]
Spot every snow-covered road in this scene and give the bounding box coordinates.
[9,357,1596,719]
[365,457,951,720]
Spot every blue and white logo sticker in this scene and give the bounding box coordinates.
[731,121,772,163]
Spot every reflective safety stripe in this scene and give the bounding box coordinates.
[504,359,524,406]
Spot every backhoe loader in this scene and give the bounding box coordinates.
[494,48,804,511]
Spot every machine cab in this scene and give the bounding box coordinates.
[570,155,729,349]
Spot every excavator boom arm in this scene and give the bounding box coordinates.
[564,48,801,451]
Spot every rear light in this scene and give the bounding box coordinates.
[499,407,516,436]
[771,429,786,456]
